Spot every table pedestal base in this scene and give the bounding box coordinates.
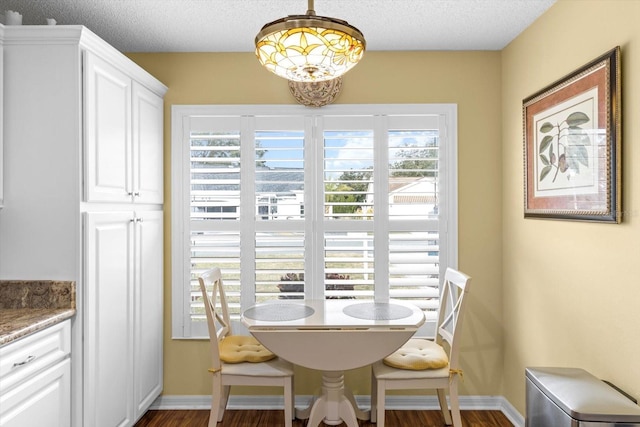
[296,371,370,427]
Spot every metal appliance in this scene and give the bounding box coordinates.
[526,367,640,427]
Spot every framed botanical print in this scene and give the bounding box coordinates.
[523,46,621,222]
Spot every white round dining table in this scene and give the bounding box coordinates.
[241,298,425,427]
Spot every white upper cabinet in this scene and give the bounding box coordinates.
[132,82,164,204]
[85,52,163,204]
[84,52,132,203]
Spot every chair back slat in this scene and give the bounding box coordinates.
[435,267,471,370]
[198,267,232,371]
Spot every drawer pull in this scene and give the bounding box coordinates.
[12,355,37,368]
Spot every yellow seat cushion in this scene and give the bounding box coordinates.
[383,338,449,370]
[219,335,276,363]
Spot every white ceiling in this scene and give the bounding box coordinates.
[0,0,556,53]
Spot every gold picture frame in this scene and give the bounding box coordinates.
[523,47,621,223]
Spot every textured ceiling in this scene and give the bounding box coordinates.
[0,0,556,53]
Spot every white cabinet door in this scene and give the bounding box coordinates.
[133,210,163,417]
[85,212,134,427]
[85,211,163,426]
[84,52,133,203]
[0,359,71,427]
[85,53,164,206]
[132,82,164,205]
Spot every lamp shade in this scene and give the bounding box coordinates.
[255,3,365,82]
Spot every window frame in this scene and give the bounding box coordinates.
[171,104,458,339]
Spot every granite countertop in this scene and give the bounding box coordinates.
[0,281,76,346]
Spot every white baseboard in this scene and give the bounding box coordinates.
[150,394,524,427]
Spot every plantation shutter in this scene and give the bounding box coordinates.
[319,115,444,327]
[172,105,456,339]
[386,115,443,327]
[251,116,308,307]
[187,115,243,338]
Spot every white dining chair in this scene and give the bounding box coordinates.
[198,268,295,427]
[371,267,472,427]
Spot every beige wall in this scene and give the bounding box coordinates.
[125,0,640,412]
[127,51,504,397]
[501,0,640,414]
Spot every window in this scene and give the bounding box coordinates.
[172,105,458,338]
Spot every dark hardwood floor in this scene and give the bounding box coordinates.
[135,409,515,426]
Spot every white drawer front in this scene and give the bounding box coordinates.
[0,320,71,392]
[0,358,71,427]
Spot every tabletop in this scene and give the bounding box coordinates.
[242,298,425,330]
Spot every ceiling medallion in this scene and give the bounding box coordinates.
[288,76,343,107]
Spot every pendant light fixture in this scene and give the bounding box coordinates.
[255,0,366,82]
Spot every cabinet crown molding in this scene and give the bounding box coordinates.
[3,25,167,96]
